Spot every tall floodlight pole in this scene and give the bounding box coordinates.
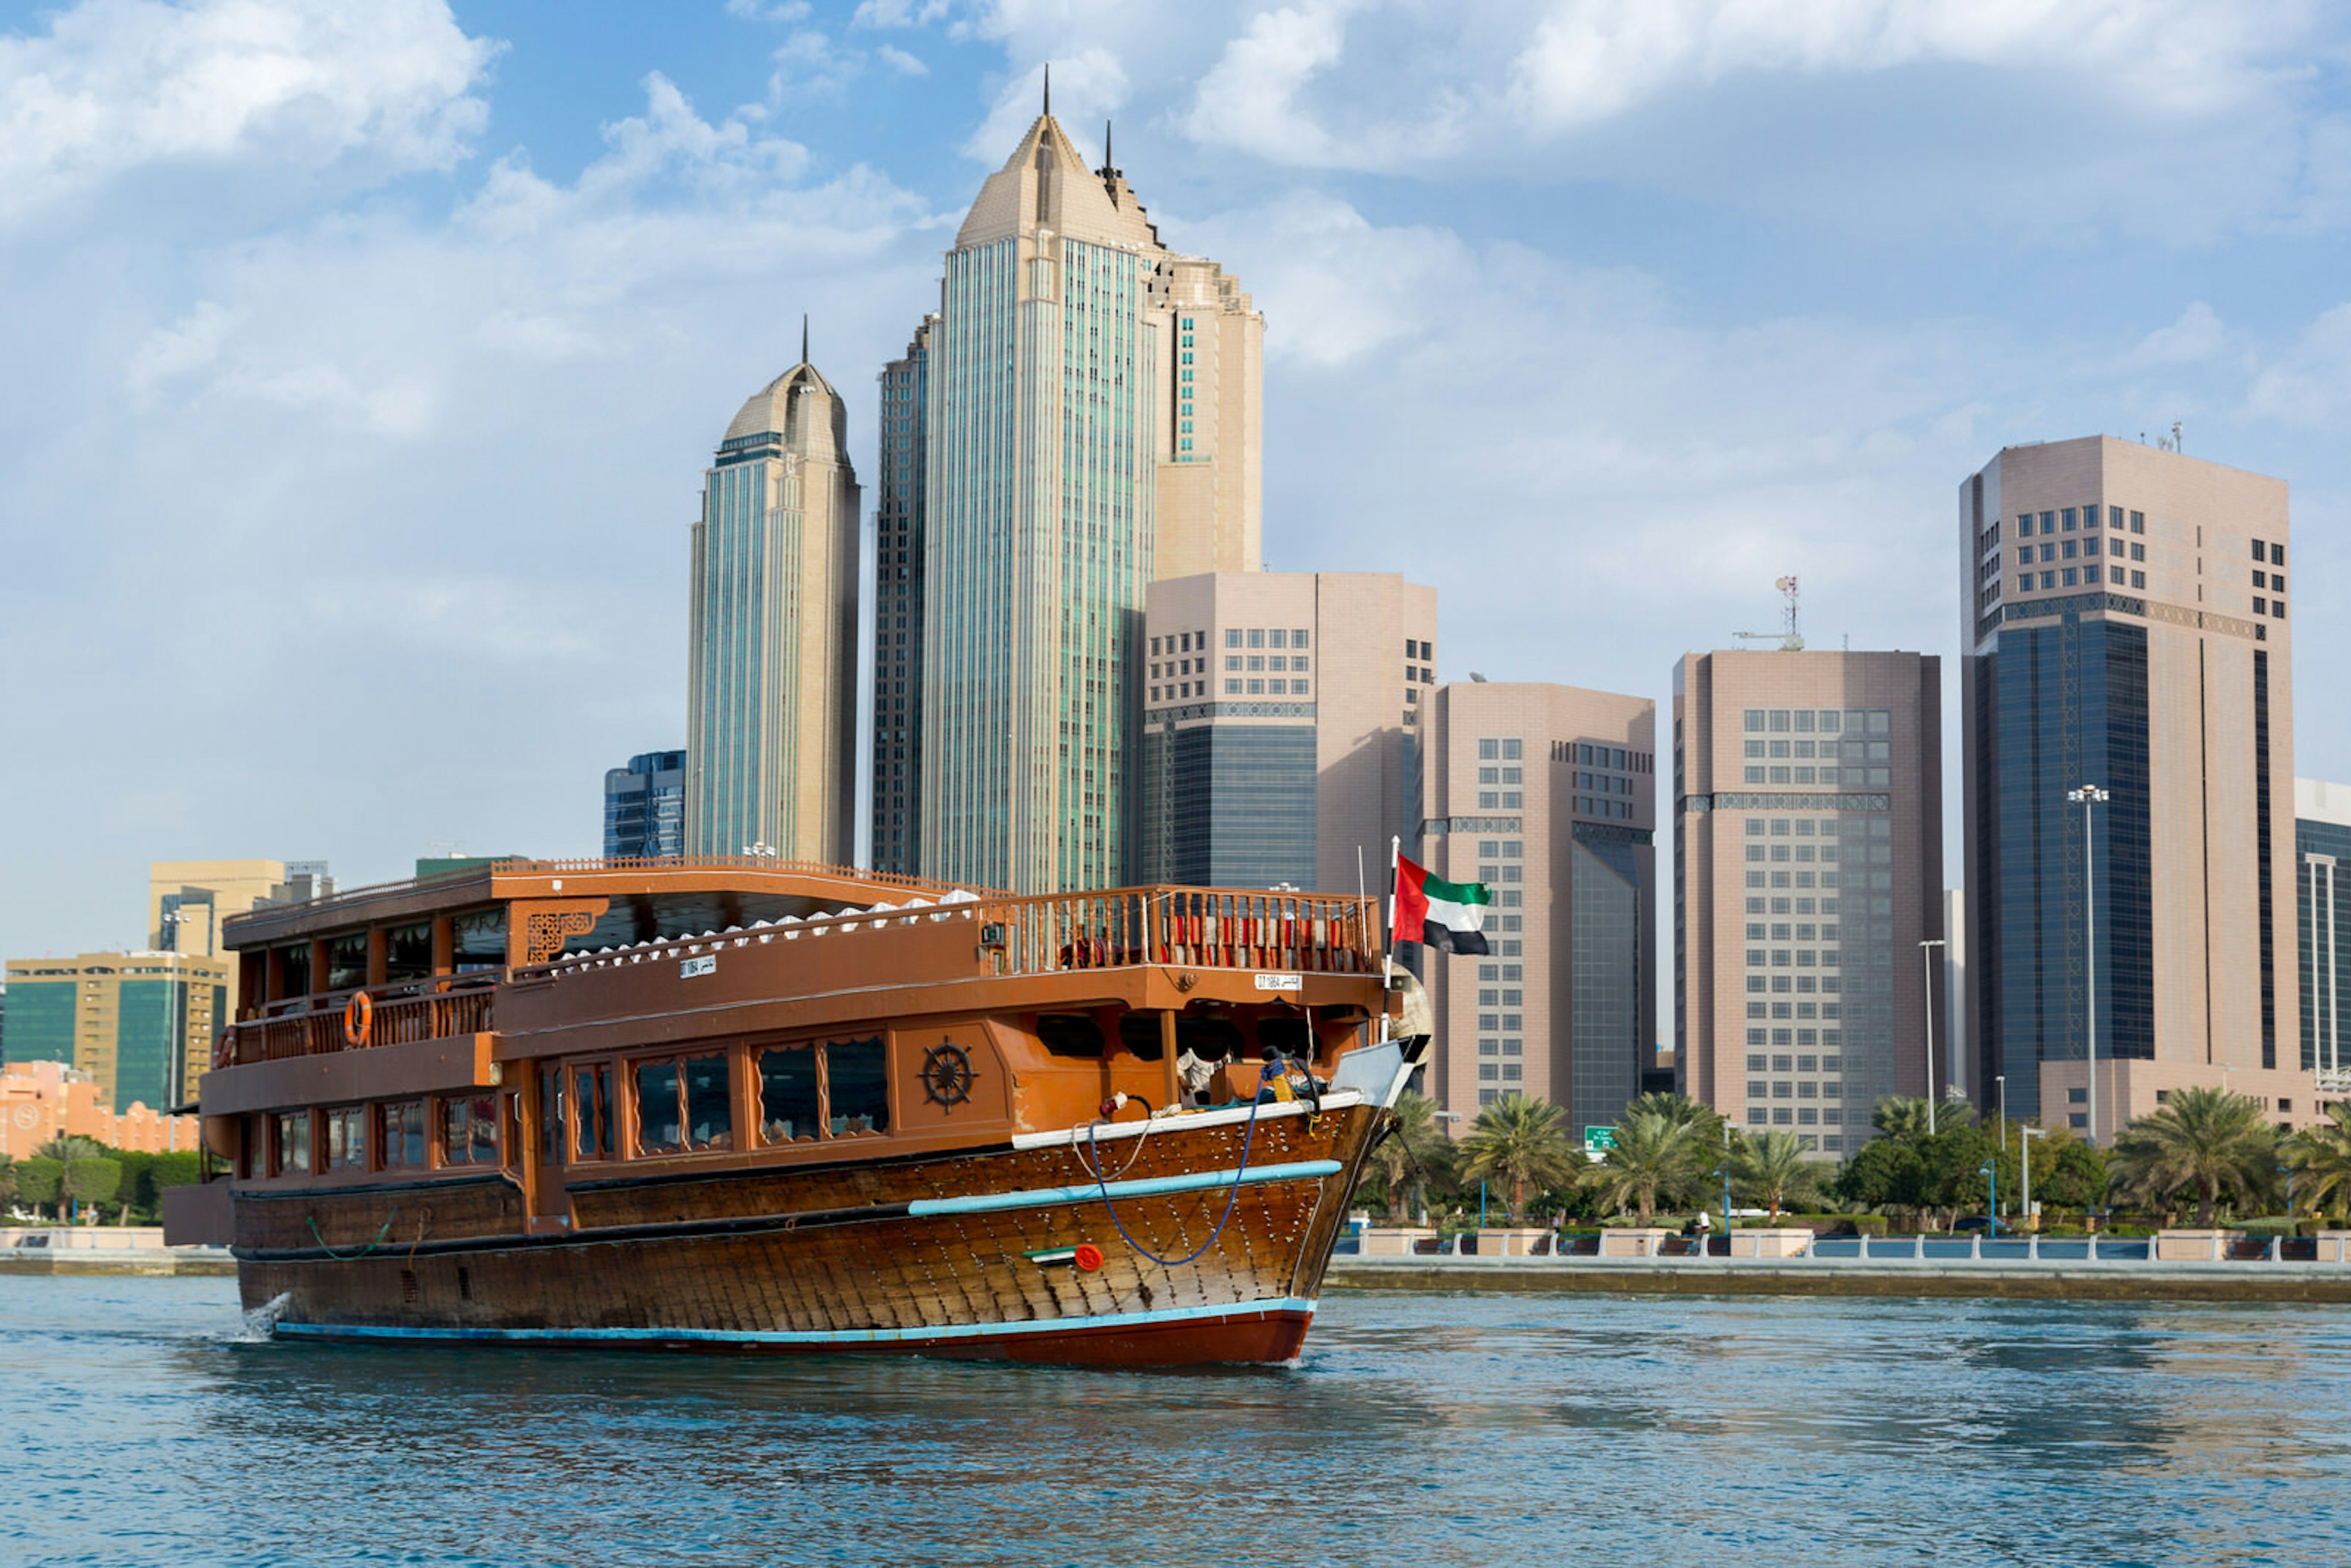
[1920,938,1947,1135]
[2067,786,2109,1144]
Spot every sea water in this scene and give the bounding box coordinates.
[4,1275,2347,1566]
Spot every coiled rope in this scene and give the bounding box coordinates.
[1078,1067,1273,1268]
[305,1207,400,1261]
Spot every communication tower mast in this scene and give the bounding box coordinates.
[1733,576,1804,651]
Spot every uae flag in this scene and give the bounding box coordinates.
[1393,853,1491,955]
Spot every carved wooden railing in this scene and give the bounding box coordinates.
[517,886,1384,986]
[978,887,1381,977]
[219,974,497,1068]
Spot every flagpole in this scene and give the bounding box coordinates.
[1381,835,1400,1043]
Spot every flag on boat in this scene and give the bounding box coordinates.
[1392,853,1491,955]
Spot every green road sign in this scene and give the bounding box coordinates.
[1583,1126,1616,1152]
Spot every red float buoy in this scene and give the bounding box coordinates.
[1073,1244,1103,1272]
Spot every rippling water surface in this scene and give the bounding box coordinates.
[7,1276,2350,1566]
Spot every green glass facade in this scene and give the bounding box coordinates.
[922,233,1155,893]
[2,980,73,1065]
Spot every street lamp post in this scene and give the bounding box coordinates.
[1981,1164,1998,1238]
[1429,1111,1464,1226]
[1920,938,1947,1134]
[2020,1126,2048,1229]
[1996,1075,2007,1152]
[2066,786,2110,1144]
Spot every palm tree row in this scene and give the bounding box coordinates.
[1371,1082,2351,1231]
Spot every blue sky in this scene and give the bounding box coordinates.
[4,0,2350,962]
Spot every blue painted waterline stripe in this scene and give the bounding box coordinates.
[273,1296,1319,1346]
[905,1159,1343,1218]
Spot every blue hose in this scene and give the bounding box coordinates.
[1080,1068,1272,1268]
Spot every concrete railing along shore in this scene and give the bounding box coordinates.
[1330,1227,2351,1302]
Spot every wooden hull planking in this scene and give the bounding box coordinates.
[237,1098,1381,1367]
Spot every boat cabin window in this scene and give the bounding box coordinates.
[1117,1011,1168,1060]
[1037,1013,1104,1057]
[386,923,433,983]
[380,1100,427,1168]
[442,1094,500,1165]
[1257,1013,1313,1060]
[238,1116,259,1179]
[272,1111,312,1177]
[324,1106,365,1171]
[571,1065,613,1161]
[538,1065,564,1167]
[1177,1015,1245,1062]
[276,943,311,1000]
[327,932,368,992]
[827,1037,888,1136]
[757,1046,819,1144]
[452,909,506,972]
[634,1054,733,1155]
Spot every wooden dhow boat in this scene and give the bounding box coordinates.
[166,858,1426,1366]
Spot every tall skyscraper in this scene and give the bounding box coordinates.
[604,750,686,859]
[1136,572,1435,891]
[2295,777,2351,1098]
[1674,650,1943,1155]
[909,110,1262,894]
[1423,682,1657,1136]
[1960,438,2303,1140]
[685,347,860,865]
[869,322,931,878]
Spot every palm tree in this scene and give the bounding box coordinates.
[2109,1087,2278,1226]
[1365,1092,1451,1223]
[2287,1102,2351,1221]
[1872,1097,1938,1141]
[1584,1111,1703,1226]
[1458,1093,1581,1223]
[1733,1130,1821,1220]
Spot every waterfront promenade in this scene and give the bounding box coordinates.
[1330,1234,2351,1302]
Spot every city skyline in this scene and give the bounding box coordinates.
[9,3,2351,968]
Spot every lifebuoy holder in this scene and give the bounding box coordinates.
[343,991,374,1048]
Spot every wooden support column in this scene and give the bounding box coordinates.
[263,947,285,1008]
[1161,1008,1180,1111]
[308,938,329,996]
[431,916,456,977]
[366,928,388,987]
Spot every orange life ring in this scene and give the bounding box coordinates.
[212,1029,234,1070]
[343,991,374,1048]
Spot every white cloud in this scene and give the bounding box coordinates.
[852,0,952,27]
[1505,0,2308,135]
[0,0,496,225]
[125,299,237,402]
[2248,302,2351,427]
[726,0,812,20]
[877,43,929,77]
[2123,301,2227,369]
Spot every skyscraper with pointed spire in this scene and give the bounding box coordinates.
[684,332,861,863]
[888,97,1264,893]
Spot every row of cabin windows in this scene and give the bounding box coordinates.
[268,907,508,999]
[253,1038,890,1179]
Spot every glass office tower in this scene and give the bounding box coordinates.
[1960,438,2306,1139]
[684,356,860,864]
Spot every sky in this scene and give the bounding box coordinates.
[4,0,2351,964]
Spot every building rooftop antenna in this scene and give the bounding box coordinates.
[1733,576,1805,651]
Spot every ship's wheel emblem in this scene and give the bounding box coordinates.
[920,1042,975,1108]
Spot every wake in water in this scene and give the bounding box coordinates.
[220,1292,293,1344]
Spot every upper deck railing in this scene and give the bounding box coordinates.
[524,885,1384,983]
[212,885,1383,1073]
[216,973,497,1070]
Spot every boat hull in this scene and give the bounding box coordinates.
[238,1098,1378,1367]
